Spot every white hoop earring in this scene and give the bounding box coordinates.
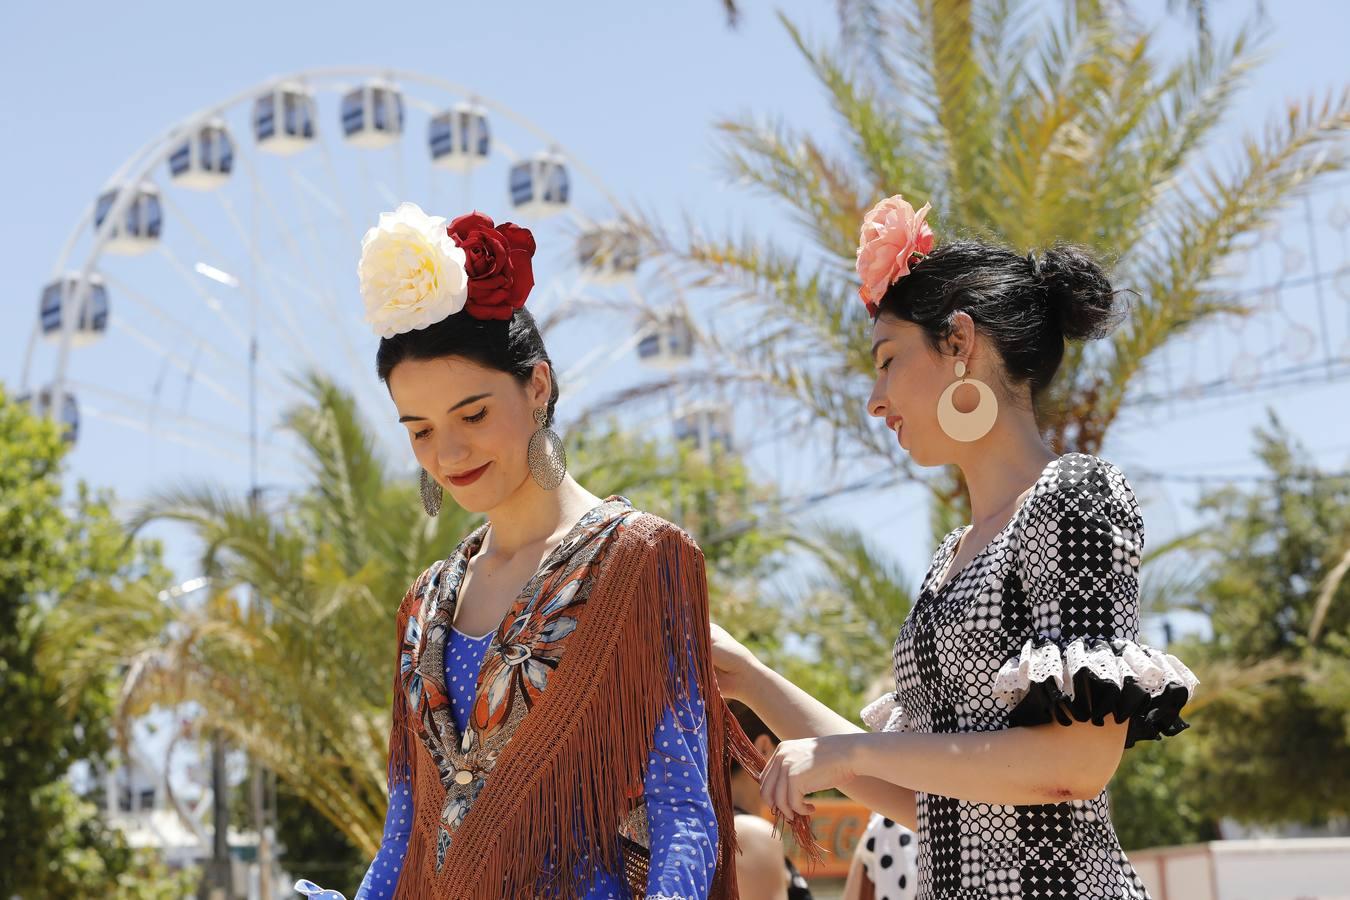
[937,360,998,442]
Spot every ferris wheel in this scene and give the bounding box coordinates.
[17,67,709,497]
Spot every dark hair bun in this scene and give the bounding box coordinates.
[1036,244,1123,342]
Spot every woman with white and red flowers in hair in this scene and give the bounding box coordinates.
[293,205,810,900]
[710,196,1200,900]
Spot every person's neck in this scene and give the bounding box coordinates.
[481,476,603,559]
[956,412,1057,529]
[730,772,763,816]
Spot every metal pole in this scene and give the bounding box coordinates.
[251,760,271,900]
[196,171,240,900]
[200,731,232,900]
[247,169,273,900]
[667,380,683,528]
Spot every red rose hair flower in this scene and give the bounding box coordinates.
[446,212,537,321]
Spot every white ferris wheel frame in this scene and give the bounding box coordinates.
[21,66,653,471]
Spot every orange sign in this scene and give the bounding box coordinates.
[760,798,874,879]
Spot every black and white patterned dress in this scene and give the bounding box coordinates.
[879,453,1197,900]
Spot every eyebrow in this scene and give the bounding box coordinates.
[871,338,893,364]
[398,393,493,423]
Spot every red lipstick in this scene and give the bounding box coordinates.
[449,462,490,487]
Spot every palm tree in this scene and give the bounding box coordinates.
[623,0,1348,536]
[49,373,478,855]
[773,524,917,716]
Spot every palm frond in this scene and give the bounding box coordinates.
[779,14,933,200]
[1309,544,1350,645]
[627,1,1347,522]
[834,0,898,81]
[714,116,868,261]
[916,0,996,221]
[1094,88,1350,440]
[1181,655,1305,715]
[284,371,392,563]
[801,523,916,632]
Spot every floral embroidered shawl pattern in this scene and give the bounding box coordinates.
[385,501,817,899]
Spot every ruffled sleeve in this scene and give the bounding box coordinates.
[995,455,1198,747]
[861,692,912,734]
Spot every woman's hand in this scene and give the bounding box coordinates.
[709,621,763,701]
[294,879,347,900]
[760,734,862,818]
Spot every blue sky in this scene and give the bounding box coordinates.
[2,0,1348,615]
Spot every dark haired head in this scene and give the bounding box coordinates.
[727,699,777,777]
[728,699,776,745]
[376,307,559,426]
[875,240,1123,396]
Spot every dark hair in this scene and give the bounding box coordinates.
[375,308,559,425]
[727,700,777,777]
[876,240,1124,396]
[728,699,776,744]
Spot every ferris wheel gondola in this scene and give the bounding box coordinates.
[341,81,404,149]
[167,121,235,191]
[673,401,733,453]
[40,273,110,347]
[510,151,569,218]
[429,104,491,172]
[252,83,316,155]
[17,387,80,444]
[578,223,641,284]
[93,184,162,255]
[637,310,695,370]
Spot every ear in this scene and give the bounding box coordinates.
[941,311,977,362]
[753,733,776,758]
[527,361,553,409]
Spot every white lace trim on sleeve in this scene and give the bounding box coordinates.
[860,692,912,733]
[993,637,1199,708]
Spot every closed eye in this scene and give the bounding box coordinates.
[878,357,893,372]
[463,407,487,424]
[412,427,432,441]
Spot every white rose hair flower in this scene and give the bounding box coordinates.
[358,202,469,338]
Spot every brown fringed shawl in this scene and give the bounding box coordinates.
[385,504,815,899]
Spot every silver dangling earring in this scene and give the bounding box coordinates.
[419,468,442,517]
[937,359,998,442]
[527,407,567,491]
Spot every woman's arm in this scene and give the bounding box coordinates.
[353,777,414,900]
[346,582,428,899]
[720,628,1124,826]
[643,674,719,898]
[713,625,917,827]
[759,718,1127,823]
[732,814,790,900]
[840,844,871,900]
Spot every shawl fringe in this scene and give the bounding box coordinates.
[387,514,817,899]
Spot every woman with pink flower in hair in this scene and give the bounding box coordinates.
[712,195,1199,899]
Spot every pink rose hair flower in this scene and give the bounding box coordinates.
[856,194,935,316]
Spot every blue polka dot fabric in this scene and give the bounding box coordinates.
[351,781,412,900]
[446,626,494,733]
[305,625,718,898]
